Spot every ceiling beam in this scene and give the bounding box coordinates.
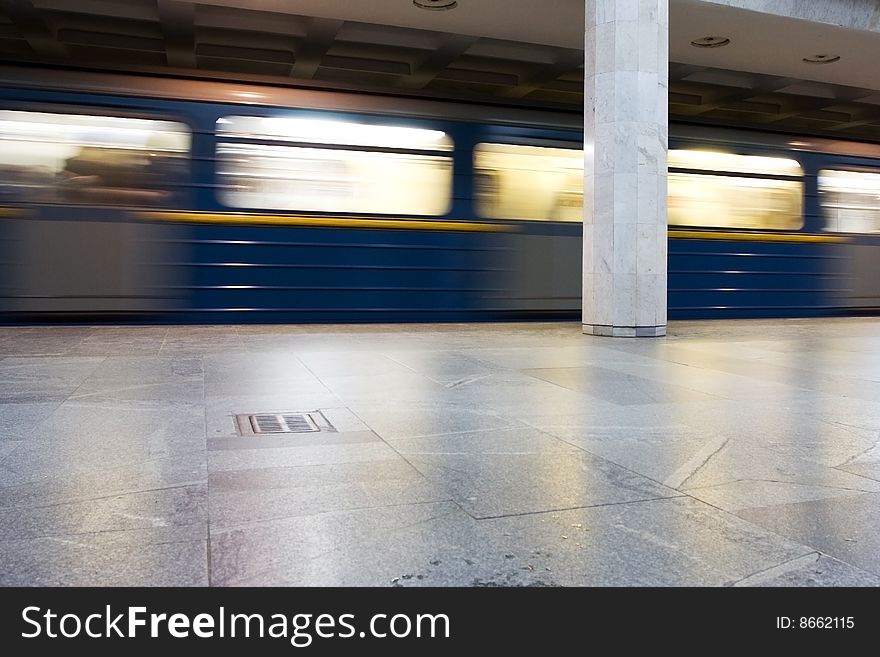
[157,0,196,69]
[498,50,582,99]
[826,111,880,132]
[668,62,707,82]
[291,17,343,79]
[683,75,798,116]
[0,0,66,58]
[753,87,877,124]
[394,32,478,90]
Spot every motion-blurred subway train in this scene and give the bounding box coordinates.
[1,65,879,323]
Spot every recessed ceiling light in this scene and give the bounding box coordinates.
[413,0,458,10]
[690,36,731,48]
[803,54,840,64]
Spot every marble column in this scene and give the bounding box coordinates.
[583,0,668,337]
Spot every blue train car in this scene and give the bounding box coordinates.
[0,66,878,323]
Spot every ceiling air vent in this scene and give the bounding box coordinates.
[414,0,458,11]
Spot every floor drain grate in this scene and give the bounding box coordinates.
[252,413,318,434]
[234,411,332,436]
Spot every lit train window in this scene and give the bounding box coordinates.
[474,143,583,221]
[668,174,803,230]
[667,150,802,177]
[0,110,190,206]
[216,115,453,215]
[217,115,452,151]
[819,169,880,233]
[668,150,803,230]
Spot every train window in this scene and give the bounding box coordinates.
[668,150,803,230]
[473,143,583,221]
[0,110,190,206]
[667,150,803,177]
[819,169,880,233]
[216,115,453,215]
[217,115,452,151]
[472,144,804,227]
[668,174,803,230]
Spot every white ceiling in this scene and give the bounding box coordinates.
[669,0,880,90]
[191,0,880,89]
[194,0,588,50]
[5,0,880,139]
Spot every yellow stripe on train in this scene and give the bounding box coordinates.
[0,209,855,242]
[141,211,517,233]
[668,230,848,244]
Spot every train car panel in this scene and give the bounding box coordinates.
[1,65,880,324]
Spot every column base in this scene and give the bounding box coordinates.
[582,324,666,338]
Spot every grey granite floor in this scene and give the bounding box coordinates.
[1,318,880,586]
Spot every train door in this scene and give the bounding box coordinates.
[0,107,191,319]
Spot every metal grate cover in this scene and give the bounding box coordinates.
[234,410,334,436]
[249,413,319,434]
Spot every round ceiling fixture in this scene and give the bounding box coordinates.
[690,36,731,48]
[803,54,840,64]
[413,0,458,10]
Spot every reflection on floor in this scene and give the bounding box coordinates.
[1,318,880,586]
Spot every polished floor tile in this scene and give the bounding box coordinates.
[0,357,106,402]
[733,554,880,587]
[735,492,880,577]
[392,427,678,518]
[0,401,61,440]
[0,451,206,509]
[210,496,816,587]
[0,484,206,541]
[0,526,207,586]
[2,318,880,586]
